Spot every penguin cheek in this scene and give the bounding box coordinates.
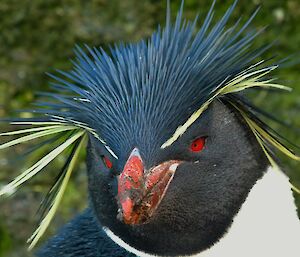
[147,164,201,227]
[87,167,120,224]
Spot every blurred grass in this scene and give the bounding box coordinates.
[0,0,299,256]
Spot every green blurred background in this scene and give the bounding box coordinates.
[0,0,299,256]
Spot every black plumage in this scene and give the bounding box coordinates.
[0,1,299,256]
[37,209,135,257]
[33,1,272,157]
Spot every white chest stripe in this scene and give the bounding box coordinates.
[104,167,300,257]
[103,227,156,257]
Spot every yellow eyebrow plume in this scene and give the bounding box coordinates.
[161,63,291,149]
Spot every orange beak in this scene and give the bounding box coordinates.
[117,148,182,225]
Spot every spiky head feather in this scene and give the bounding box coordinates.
[0,0,299,249]
[34,1,276,158]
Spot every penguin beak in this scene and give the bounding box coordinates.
[117,148,182,225]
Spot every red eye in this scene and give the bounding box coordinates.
[102,156,113,169]
[190,137,206,152]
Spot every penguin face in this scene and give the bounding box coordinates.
[86,100,268,256]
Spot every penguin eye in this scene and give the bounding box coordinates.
[102,155,113,169]
[190,137,206,152]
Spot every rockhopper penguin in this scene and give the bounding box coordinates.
[0,1,300,257]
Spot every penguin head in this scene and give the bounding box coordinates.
[86,100,268,256]
[2,1,298,253]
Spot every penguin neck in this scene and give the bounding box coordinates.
[104,167,300,257]
[201,166,300,257]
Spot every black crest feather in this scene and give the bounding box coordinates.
[37,0,272,157]
[0,0,299,249]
